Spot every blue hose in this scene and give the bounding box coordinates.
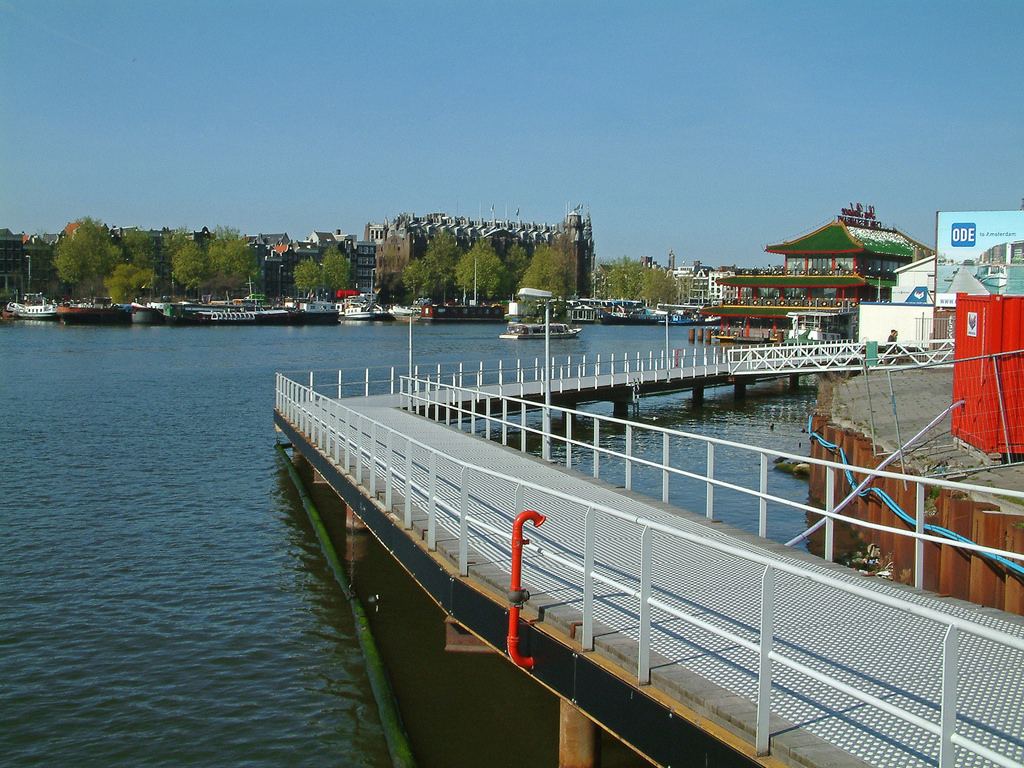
[807,414,1024,579]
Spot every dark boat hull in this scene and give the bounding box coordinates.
[57,306,131,325]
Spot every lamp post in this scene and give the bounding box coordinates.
[518,287,553,460]
[408,308,414,379]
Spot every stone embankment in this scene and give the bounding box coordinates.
[812,368,1024,615]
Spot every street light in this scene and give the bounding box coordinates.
[518,287,553,460]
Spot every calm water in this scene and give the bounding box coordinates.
[0,320,814,767]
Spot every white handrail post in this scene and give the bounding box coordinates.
[384,429,394,511]
[565,411,573,469]
[364,367,369,397]
[625,424,633,490]
[706,442,716,520]
[427,452,438,551]
[759,453,769,538]
[403,444,413,529]
[825,467,835,562]
[662,433,670,503]
[343,406,351,471]
[355,415,364,486]
[638,526,653,685]
[369,422,378,497]
[915,483,926,590]
[939,625,959,768]
[521,401,527,452]
[756,564,775,756]
[582,507,595,651]
[459,467,469,576]
[593,419,601,479]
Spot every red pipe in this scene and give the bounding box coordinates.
[507,509,545,668]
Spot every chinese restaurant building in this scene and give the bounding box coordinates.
[704,206,933,324]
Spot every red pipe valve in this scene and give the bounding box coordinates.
[507,509,545,668]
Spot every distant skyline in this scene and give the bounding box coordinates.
[2,1,1021,267]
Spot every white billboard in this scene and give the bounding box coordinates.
[936,210,1024,264]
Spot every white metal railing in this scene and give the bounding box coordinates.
[400,376,1024,580]
[728,338,956,375]
[280,347,730,401]
[276,370,1024,768]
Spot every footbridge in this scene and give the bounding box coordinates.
[274,343,1022,768]
[325,338,955,419]
[727,338,956,377]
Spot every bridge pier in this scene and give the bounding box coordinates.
[733,379,746,399]
[692,384,704,404]
[789,374,801,390]
[612,399,631,418]
[559,698,600,768]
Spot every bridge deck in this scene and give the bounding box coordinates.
[278,382,1023,768]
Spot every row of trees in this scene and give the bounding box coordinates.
[399,231,578,303]
[594,256,680,306]
[54,218,260,302]
[292,247,353,295]
[49,217,681,307]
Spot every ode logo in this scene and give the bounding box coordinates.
[951,223,976,247]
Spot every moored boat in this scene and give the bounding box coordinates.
[296,300,340,325]
[58,301,131,325]
[5,294,59,320]
[340,298,393,321]
[597,305,661,325]
[419,303,505,322]
[130,302,166,325]
[499,322,581,340]
[388,304,420,318]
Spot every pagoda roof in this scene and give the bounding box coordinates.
[767,220,921,258]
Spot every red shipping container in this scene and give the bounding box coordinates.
[951,294,1024,455]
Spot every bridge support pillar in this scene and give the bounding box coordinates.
[346,502,366,531]
[612,399,630,418]
[789,374,801,389]
[733,380,747,399]
[692,384,704,404]
[559,698,600,768]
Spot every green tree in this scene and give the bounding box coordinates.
[105,263,152,303]
[321,247,351,293]
[402,257,431,299]
[168,229,211,294]
[641,268,679,306]
[293,257,322,295]
[208,226,256,297]
[55,217,121,295]
[500,244,530,298]
[521,243,575,301]
[603,256,644,299]
[420,230,462,301]
[120,228,155,271]
[455,240,505,301]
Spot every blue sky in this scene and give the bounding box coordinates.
[1,0,1021,267]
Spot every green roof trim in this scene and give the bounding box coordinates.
[719,274,866,288]
[766,222,862,254]
[767,220,921,258]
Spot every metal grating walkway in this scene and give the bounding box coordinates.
[289,389,1024,768]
